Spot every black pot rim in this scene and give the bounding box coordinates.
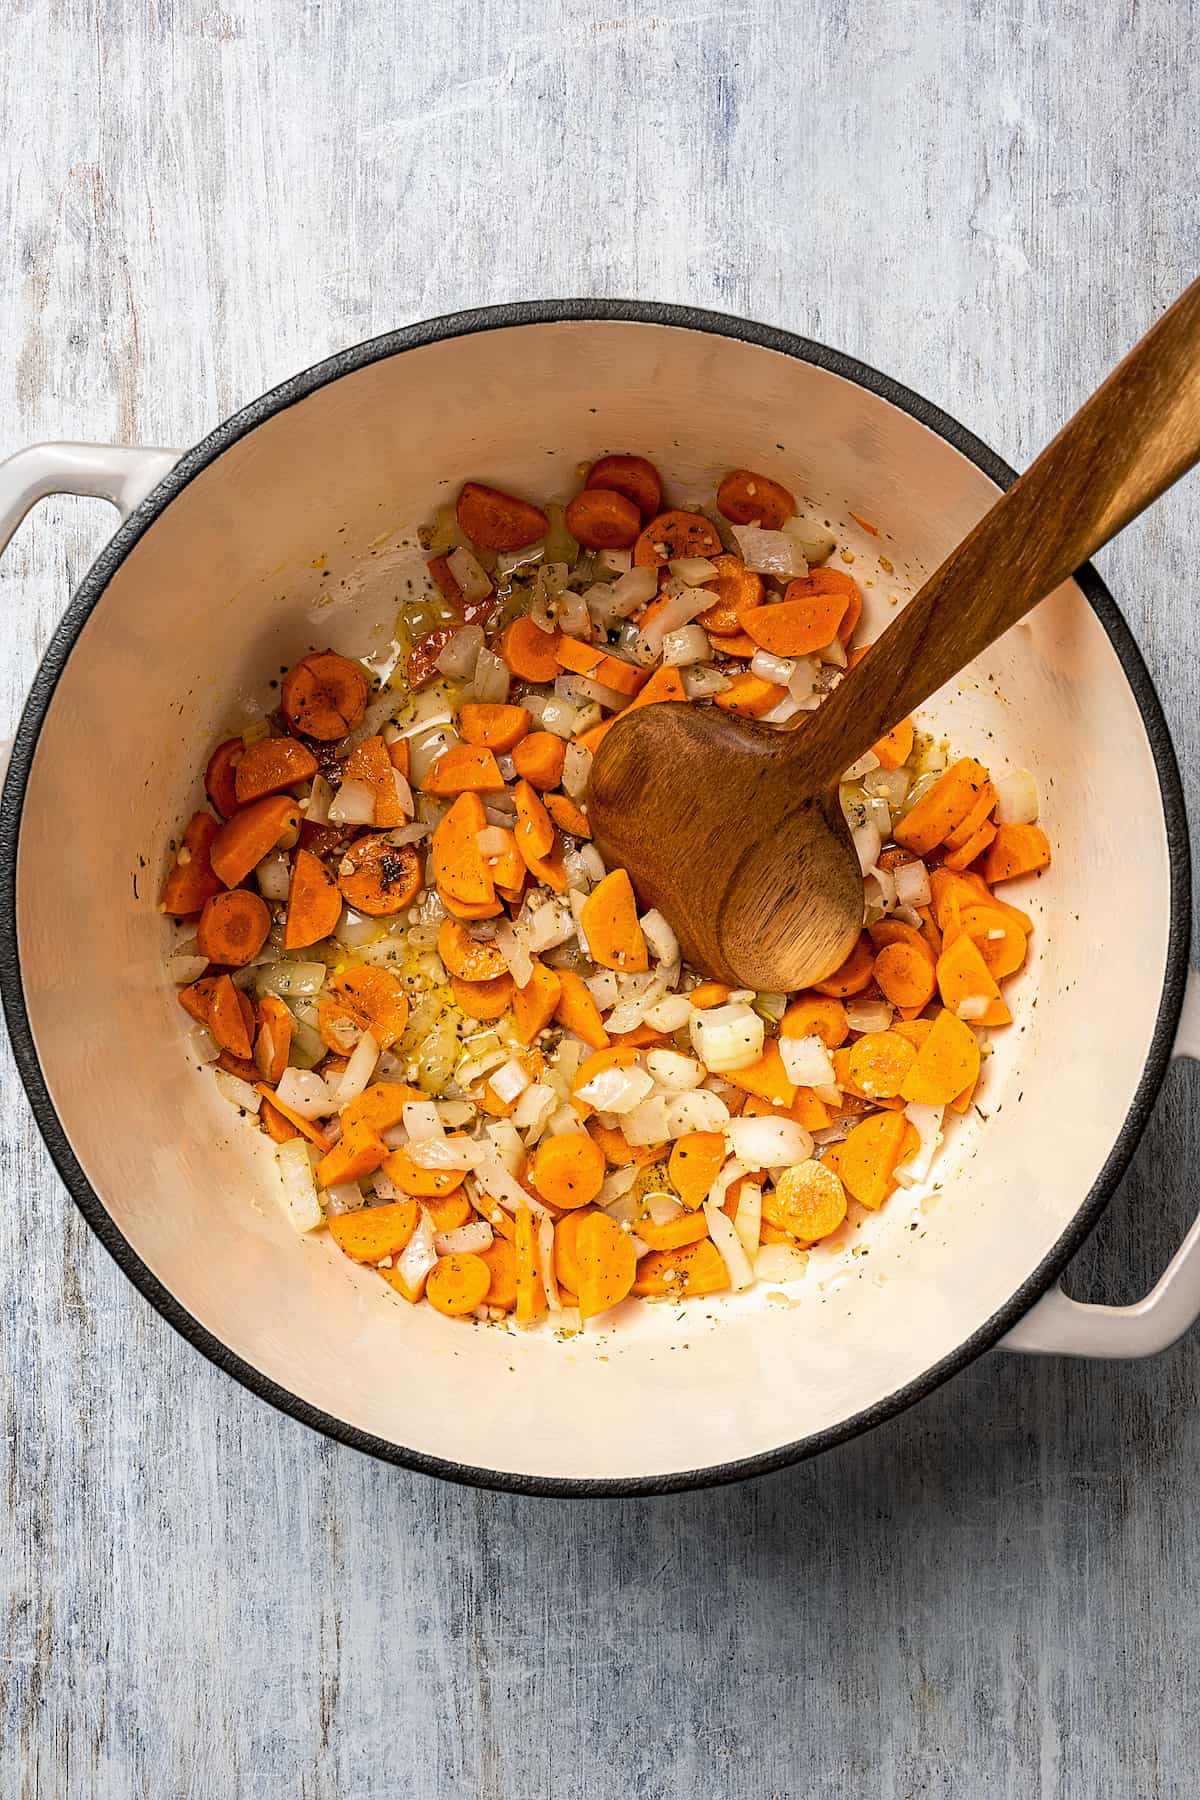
[0,299,1191,1498]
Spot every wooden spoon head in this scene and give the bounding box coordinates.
[587,702,864,991]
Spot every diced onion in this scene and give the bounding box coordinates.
[727,1115,813,1168]
[778,1033,836,1087]
[894,859,931,908]
[641,992,693,1033]
[255,850,292,902]
[631,585,715,664]
[842,750,881,783]
[275,1138,323,1233]
[436,624,486,680]
[644,1049,704,1091]
[328,779,377,825]
[689,1002,764,1072]
[702,1201,755,1291]
[733,1181,762,1263]
[408,724,461,784]
[577,1065,655,1115]
[597,548,632,576]
[864,766,910,809]
[167,947,210,986]
[844,998,895,1034]
[445,546,493,605]
[661,624,711,667]
[513,1083,558,1138]
[476,826,511,858]
[896,1102,946,1186]
[585,968,620,1011]
[750,648,798,685]
[406,1136,479,1171]
[788,659,819,703]
[563,671,629,712]
[402,1099,443,1141]
[668,556,719,583]
[608,566,658,614]
[183,1021,220,1064]
[562,742,592,801]
[852,819,883,875]
[995,768,1040,826]
[335,1031,380,1108]
[493,919,534,989]
[276,1067,338,1119]
[664,1088,731,1136]
[394,1207,438,1298]
[730,525,809,577]
[474,1151,549,1216]
[392,768,414,816]
[490,1058,531,1105]
[537,1213,562,1312]
[538,697,581,739]
[758,691,802,725]
[214,1069,262,1115]
[640,909,679,966]
[435,1220,494,1256]
[323,1182,363,1216]
[472,645,511,704]
[956,996,990,1022]
[683,665,733,699]
[620,1095,671,1147]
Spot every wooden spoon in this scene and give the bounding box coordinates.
[588,278,1200,992]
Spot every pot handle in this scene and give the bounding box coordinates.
[999,967,1200,1358]
[0,440,181,556]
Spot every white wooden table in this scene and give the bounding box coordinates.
[3,3,1199,1793]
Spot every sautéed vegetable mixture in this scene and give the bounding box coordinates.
[160,455,1052,1329]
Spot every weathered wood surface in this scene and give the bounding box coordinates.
[2,2,1199,1794]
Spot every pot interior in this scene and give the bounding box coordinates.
[12,319,1176,1483]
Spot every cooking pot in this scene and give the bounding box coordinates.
[2,302,1197,1496]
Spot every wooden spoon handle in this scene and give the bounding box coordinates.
[796,277,1200,785]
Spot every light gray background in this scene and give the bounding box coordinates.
[3,3,1199,1795]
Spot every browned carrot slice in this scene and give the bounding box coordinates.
[285,847,343,948]
[585,454,662,519]
[696,555,764,635]
[716,468,795,527]
[499,616,562,682]
[713,673,786,717]
[196,890,271,966]
[160,811,226,916]
[544,792,591,838]
[254,993,292,1085]
[457,703,531,752]
[340,1080,426,1137]
[450,972,514,1021]
[178,975,219,1024]
[437,918,508,981]
[324,965,410,1048]
[338,836,422,916]
[210,795,301,888]
[281,650,369,741]
[511,732,566,791]
[565,488,641,549]
[420,743,506,796]
[234,736,318,804]
[740,587,850,656]
[579,870,648,973]
[208,973,255,1058]
[205,739,244,818]
[632,510,723,567]
[456,482,548,552]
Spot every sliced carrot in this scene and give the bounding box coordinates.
[432,792,495,907]
[936,933,1011,1028]
[205,739,243,818]
[943,819,998,871]
[741,581,849,655]
[791,1088,832,1131]
[479,1235,518,1310]
[544,792,591,839]
[340,1080,426,1137]
[329,1199,418,1263]
[458,703,531,752]
[688,980,733,1010]
[983,822,1052,884]
[484,827,524,895]
[942,904,1027,980]
[451,972,513,1022]
[234,736,318,805]
[316,1123,389,1188]
[457,481,547,552]
[893,758,991,856]
[514,1202,546,1324]
[281,650,369,741]
[206,973,255,1058]
[260,1097,299,1144]
[342,735,409,826]
[637,1211,710,1252]
[196,890,270,966]
[763,1160,847,1239]
[579,664,687,753]
[872,718,914,772]
[900,1008,981,1106]
[585,454,662,520]
[832,1046,903,1109]
[633,1238,728,1297]
[420,743,506,796]
[714,672,786,717]
[338,835,422,916]
[781,994,849,1048]
[407,625,457,691]
[846,1030,916,1100]
[722,1040,797,1107]
[565,488,641,550]
[511,959,562,1044]
[256,1084,332,1151]
[178,975,219,1024]
[424,1252,492,1318]
[839,1111,911,1211]
[716,468,795,528]
[437,918,507,981]
[285,847,343,949]
[575,1212,638,1319]
[553,1207,596,1294]
[813,933,875,998]
[696,555,763,635]
[554,968,610,1049]
[252,995,293,1086]
[440,890,504,921]
[632,509,722,567]
[586,1119,660,1166]
[873,940,936,1010]
[325,965,410,1049]
[513,778,555,858]
[712,631,758,658]
[500,616,562,682]
[423,1191,473,1233]
[215,1049,260,1081]
[512,732,566,791]
[517,829,566,895]
[668,1131,727,1210]
[931,868,1032,936]
[299,820,350,860]
[529,1131,606,1209]
[592,652,648,697]
[381,1143,465,1199]
[943,782,997,853]
[893,1017,934,1049]
[580,869,648,973]
[607,1024,670,1048]
[160,811,225,916]
[210,794,301,888]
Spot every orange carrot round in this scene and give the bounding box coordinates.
[812,933,875,998]
[575,1211,638,1317]
[178,975,220,1024]
[763,1161,846,1239]
[781,994,849,1048]
[716,468,795,528]
[478,1235,518,1310]
[210,795,301,888]
[207,973,256,1058]
[423,1190,473,1233]
[585,454,662,520]
[234,736,318,804]
[381,1144,464,1199]
[451,972,514,1021]
[254,993,293,1085]
[839,1111,912,1210]
[696,554,763,635]
[633,1238,728,1297]
[329,1199,418,1264]
[529,1130,606,1209]
[285,847,343,948]
[456,481,548,551]
[632,509,723,567]
[160,811,225,915]
[338,836,422,916]
[205,739,244,818]
[457,703,532,752]
[846,1031,917,1100]
[668,1131,727,1210]
[511,732,566,791]
[326,965,410,1049]
[425,1253,492,1318]
[500,617,562,683]
[437,918,508,981]
[281,650,369,741]
[553,1207,597,1295]
[873,940,937,1010]
[196,889,271,966]
[565,487,642,549]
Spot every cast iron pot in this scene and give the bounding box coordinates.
[1,302,1196,1496]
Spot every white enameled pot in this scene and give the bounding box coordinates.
[1,304,1196,1496]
